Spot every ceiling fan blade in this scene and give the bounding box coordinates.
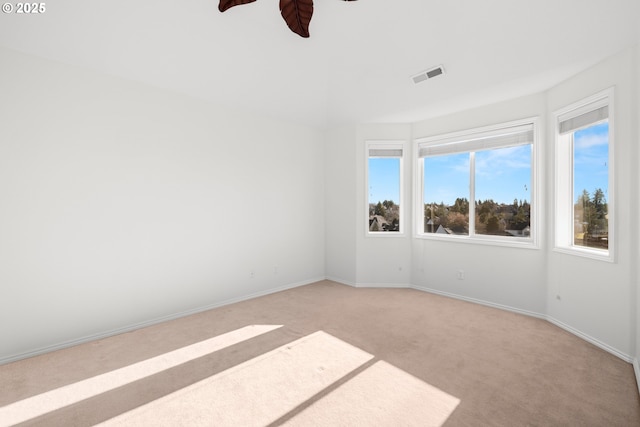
[219,0,257,13]
[280,0,314,38]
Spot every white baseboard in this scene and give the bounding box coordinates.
[329,281,634,366]
[410,284,634,364]
[546,316,632,363]
[634,358,640,396]
[324,276,357,287]
[0,276,325,366]
[333,281,638,381]
[410,284,546,320]
[325,277,411,289]
[355,282,410,289]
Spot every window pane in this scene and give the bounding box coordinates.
[573,121,609,249]
[368,157,400,232]
[423,153,470,235]
[475,145,531,237]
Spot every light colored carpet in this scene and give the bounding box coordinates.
[283,360,460,427]
[98,331,374,426]
[0,325,281,427]
[1,280,639,426]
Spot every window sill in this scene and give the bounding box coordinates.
[553,246,614,263]
[415,233,538,249]
[366,231,406,238]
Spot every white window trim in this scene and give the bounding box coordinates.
[413,118,540,249]
[553,88,615,262]
[365,140,405,237]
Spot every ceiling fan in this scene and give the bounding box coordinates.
[219,0,357,38]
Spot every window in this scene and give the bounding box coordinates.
[416,119,536,246]
[367,142,403,235]
[554,89,613,261]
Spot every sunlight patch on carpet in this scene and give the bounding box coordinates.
[0,325,282,427]
[284,360,460,427]
[97,331,375,426]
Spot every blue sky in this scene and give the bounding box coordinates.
[368,158,400,204]
[574,121,609,203]
[423,145,531,206]
[369,121,608,208]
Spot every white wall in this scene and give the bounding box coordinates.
[325,126,357,284]
[636,43,640,376]
[325,123,413,288]
[355,124,413,287]
[0,47,326,362]
[333,45,640,362]
[546,47,637,360]
[408,95,548,316]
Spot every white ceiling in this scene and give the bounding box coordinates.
[1,0,639,129]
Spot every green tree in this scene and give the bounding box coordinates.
[575,189,598,235]
[593,188,606,217]
[382,200,395,210]
[447,212,468,233]
[450,197,469,215]
[592,188,607,236]
[486,215,500,234]
[477,200,490,217]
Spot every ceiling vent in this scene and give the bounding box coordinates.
[412,65,445,84]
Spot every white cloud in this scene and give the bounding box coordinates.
[475,146,530,177]
[575,133,608,149]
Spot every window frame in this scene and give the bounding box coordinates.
[413,118,539,249]
[365,140,405,237]
[553,88,615,262]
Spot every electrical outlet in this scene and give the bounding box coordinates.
[457,270,465,280]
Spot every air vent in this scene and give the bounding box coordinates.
[412,65,445,84]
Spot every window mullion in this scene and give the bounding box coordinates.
[469,152,476,236]
[569,133,576,248]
